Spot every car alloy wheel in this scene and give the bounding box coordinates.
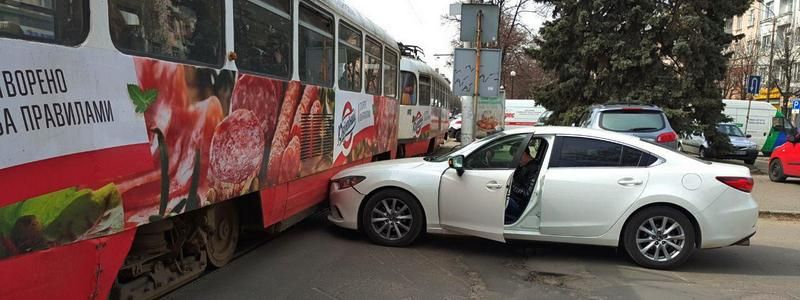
[623,206,695,269]
[370,198,413,241]
[361,189,424,247]
[769,159,787,182]
[636,217,685,262]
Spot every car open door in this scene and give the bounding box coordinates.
[439,169,513,242]
[437,133,533,242]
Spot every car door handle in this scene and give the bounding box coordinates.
[486,181,504,190]
[617,178,643,186]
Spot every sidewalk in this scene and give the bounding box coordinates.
[436,139,800,217]
[752,176,800,217]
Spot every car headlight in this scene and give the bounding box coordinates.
[333,176,365,189]
[747,143,758,150]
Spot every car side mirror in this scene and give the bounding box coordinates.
[448,155,465,176]
[692,131,701,136]
[746,134,752,138]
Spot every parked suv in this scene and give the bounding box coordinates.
[576,104,678,149]
[679,123,759,165]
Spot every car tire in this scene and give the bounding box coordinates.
[744,158,756,165]
[622,206,696,270]
[360,189,425,247]
[769,159,788,182]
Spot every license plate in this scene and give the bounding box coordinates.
[735,151,747,155]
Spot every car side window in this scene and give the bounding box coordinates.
[551,137,658,168]
[621,146,658,167]
[465,134,532,169]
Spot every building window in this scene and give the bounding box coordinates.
[762,36,771,50]
[736,16,742,31]
[298,2,334,87]
[765,1,774,19]
[233,0,292,78]
[337,22,362,92]
[749,10,755,26]
[780,0,792,15]
[794,63,800,82]
[109,0,224,66]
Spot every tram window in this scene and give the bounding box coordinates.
[299,2,334,87]
[419,75,431,106]
[109,0,224,66]
[1,0,87,46]
[234,0,292,78]
[365,37,382,95]
[439,84,444,106]
[432,81,438,107]
[338,22,362,92]
[400,71,417,105]
[383,49,398,98]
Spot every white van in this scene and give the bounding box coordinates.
[722,99,776,150]
[505,99,547,129]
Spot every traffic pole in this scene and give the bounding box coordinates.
[472,9,483,141]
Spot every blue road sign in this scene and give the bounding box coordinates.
[747,75,762,94]
[793,99,800,110]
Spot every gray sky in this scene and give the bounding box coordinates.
[345,0,546,82]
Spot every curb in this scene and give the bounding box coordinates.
[759,210,800,221]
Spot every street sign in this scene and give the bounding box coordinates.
[459,4,500,42]
[793,99,800,110]
[747,75,762,94]
[453,48,502,97]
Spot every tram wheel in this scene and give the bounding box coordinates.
[205,201,240,268]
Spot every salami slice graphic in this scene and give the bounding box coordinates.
[209,109,265,187]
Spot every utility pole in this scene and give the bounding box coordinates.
[460,0,476,144]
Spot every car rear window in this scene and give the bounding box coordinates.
[716,124,745,137]
[600,110,666,132]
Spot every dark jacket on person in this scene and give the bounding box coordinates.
[508,159,539,207]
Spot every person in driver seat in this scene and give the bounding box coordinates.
[505,146,539,224]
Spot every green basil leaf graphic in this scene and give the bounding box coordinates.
[127,84,158,113]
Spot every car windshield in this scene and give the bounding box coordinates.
[600,110,666,132]
[716,124,745,137]
[425,131,507,162]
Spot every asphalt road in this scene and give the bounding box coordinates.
[166,215,800,300]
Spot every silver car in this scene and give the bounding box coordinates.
[576,104,679,149]
[679,123,759,165]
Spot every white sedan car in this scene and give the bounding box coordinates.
[328,127,758,269]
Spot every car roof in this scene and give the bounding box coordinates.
[504,126,640,141]
[590,103,663,111]
[504,126,680,158]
